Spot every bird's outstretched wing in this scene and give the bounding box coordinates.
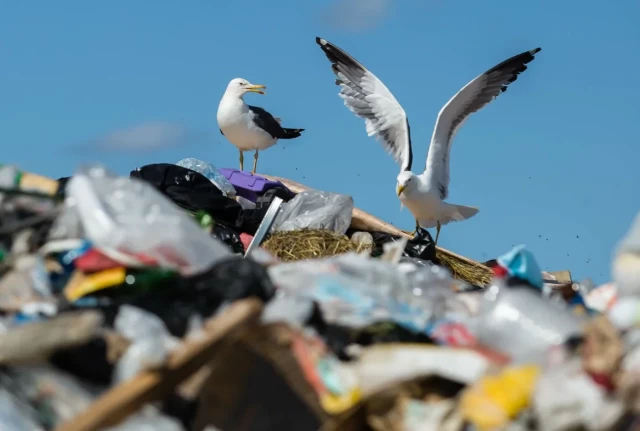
[424,47,541,200]
[316,37,413,172]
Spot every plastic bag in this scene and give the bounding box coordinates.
[114,305,180,382]
[271,190,353,235]
[211,223,244,254]
[130,163,243,229]
[66,164,231,275]
[197,256,276,303]
[369,229,436,263]
[267,252,462,335]
[176,158,236,198]
[242,187,294,235]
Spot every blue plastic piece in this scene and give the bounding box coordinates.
[497,245,544,290]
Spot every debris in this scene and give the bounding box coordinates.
[0,163,637,431]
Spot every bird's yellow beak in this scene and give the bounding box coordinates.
[396,184,406,196]
[246,84,266,94]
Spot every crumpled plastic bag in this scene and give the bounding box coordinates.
[369,229,436,263]
[271,190,353,235]
[176,158,236,198]
[65,164,230,275]
[267,252,462,335]
[114,305,180,382]
[211,223,244,254]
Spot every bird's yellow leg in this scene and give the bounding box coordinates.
[252,150,259,175]
[411,219,420,236]
[434,221,441,246]
[239,150,244,171]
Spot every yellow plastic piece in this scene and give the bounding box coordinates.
[64,267,127,302]
[319,388,362,415]
[460,365,540,431]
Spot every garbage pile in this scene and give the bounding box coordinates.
[0,159,638,431]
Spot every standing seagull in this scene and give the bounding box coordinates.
[217,78,305,174]
[315,37,541,245]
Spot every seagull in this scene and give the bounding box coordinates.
[315,37,541,245]
[217,78,305,174]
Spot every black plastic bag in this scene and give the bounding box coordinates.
[50,337,114,385]
[130,163,244,229]
[194,255,275,303]
[212,222,244,254]
[241,186,295,235]
[365,228,437,263]
[91,256,275,337]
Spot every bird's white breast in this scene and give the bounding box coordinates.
[399,188,445,228]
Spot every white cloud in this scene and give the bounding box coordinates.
[87,121,204,153]
[323,0,392,32]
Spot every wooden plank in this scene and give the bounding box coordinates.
[548,270,572,284]
[55,298,263,431]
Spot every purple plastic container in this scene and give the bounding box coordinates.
[218,168,293,202]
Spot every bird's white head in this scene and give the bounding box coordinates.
[396,171,417,197]
[225,78,266,98]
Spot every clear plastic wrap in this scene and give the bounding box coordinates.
[175,158,236,198]
[267,252,464,334]
[114,305,180,382]
[65,164,231,275]
[271,190,353,235]
[260,294,315,328]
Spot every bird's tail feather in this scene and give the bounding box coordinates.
[449,204,480,223]
[279,128,305,139]
[424,204,479,227]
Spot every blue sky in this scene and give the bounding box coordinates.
[1,0,639,285]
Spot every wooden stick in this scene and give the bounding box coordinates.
[261,174,488,273]
[55,298,263,431]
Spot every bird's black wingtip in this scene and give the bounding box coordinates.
[531,47,542,55]
[316,37,328,46]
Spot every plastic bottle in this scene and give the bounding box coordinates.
[176,158,236,198]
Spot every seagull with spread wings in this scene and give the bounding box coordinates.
[316,37,541,245]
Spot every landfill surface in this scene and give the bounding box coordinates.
[0,160,638,431]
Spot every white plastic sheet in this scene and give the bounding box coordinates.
[65,165,230,275]
[271,190,353,235]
